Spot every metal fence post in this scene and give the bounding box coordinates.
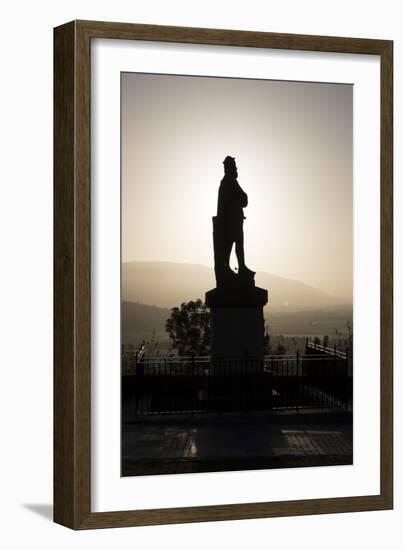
[191,353,195,414]
[345,349,349,411]
[296,350,300,413]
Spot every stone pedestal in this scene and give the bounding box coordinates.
[205,286,269,409]
[205,286,268,372]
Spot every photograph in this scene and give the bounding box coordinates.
[120,72,354,477]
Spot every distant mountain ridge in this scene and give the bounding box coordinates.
[122,261,348,311]
[122,301,170,333]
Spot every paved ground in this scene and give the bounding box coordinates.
[122,411,353,476]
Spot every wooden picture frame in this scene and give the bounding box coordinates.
[54,20,393,529]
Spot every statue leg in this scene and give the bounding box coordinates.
[235,225,246,270]
[235,239,245,270]
[235,229,255,276]
[224,240,233,269]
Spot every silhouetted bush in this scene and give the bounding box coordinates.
[165,299,210,356]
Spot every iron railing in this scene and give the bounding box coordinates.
[122,352,352,417]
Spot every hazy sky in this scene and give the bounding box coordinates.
[122,72,352,300]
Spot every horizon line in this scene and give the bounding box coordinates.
[122,259,353,302]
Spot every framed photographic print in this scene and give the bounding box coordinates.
[54,20,393,529]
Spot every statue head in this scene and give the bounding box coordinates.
[223,155,238,177]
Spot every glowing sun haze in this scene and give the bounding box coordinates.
[122,72,352,301]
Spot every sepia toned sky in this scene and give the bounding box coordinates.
[122,72,353,300]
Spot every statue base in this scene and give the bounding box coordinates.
[205,286,268,373]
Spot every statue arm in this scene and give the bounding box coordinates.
[236,182,248,207]
[241,191,248,208]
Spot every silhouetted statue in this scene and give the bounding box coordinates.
[206,156,268,368]
[213,156,255,288]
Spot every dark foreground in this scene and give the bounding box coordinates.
[122,410,353,476]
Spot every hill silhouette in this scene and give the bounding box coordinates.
[122,261,348,311]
